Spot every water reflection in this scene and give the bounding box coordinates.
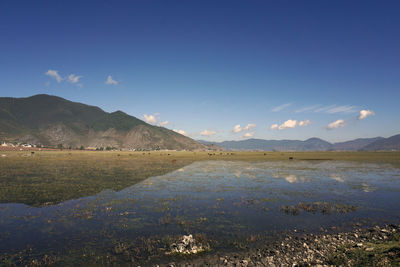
[1,160,400,263]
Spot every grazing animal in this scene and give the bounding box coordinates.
[289,157,293,160]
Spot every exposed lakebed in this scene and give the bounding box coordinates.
[1,160,400,265]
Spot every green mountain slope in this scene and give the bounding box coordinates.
[0,94,206,150]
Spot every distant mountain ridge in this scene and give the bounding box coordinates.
[0,94,207,150]
[198,135,400,151]
[361,134,400,151]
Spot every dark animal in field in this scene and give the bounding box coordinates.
[289,157,293,160]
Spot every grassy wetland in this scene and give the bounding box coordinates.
[1,151,400,266]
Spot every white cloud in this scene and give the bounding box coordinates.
[105,75,118,85]
[173,129,188,136]
[270,119,311,131]
[233,124,242,133]
[269,123,279,130]
[45,70,63,83]
[278,119,298,130]
[271,103,292,112]
[242,132,254,138]
[243,123,256,130]
[232,123,256,133]
[200,130,216,136]
[327,119,346,129]
[67,74,82,83]
[358,109,375,120]
[143,114,157,124]
[298,120,311,126]
[159,120,169,126]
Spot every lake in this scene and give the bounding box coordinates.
[1,159,400,265]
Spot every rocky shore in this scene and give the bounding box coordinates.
[156,224,400,267]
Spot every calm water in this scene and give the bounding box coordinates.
[1,160,400,263]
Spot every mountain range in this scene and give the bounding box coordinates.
[1,94,399,151]
[198,135,400,151]
[0,94,207,150]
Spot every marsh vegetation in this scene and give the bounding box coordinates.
[0,151,399,265]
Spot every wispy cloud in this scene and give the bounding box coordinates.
[296,104,358,114]
[105,75,118,85]
[358,109,375,120]
[314,105,336,113]
[45,70,63,83]
[270,119,311,131]
[295,105,321,113]
[200,130,216,136]
[327,119,346,129]
[67,74,82,83]
[325,105,357,114]
[159,120,169,126]
[271,103,292,112]
[314,105,357,114]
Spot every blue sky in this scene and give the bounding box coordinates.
[1,1,399,142]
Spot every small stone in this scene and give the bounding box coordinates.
[356,243,363,247]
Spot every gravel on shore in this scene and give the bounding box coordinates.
[155,224,400,267]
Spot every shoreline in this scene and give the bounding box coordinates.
[156,223,400,267]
